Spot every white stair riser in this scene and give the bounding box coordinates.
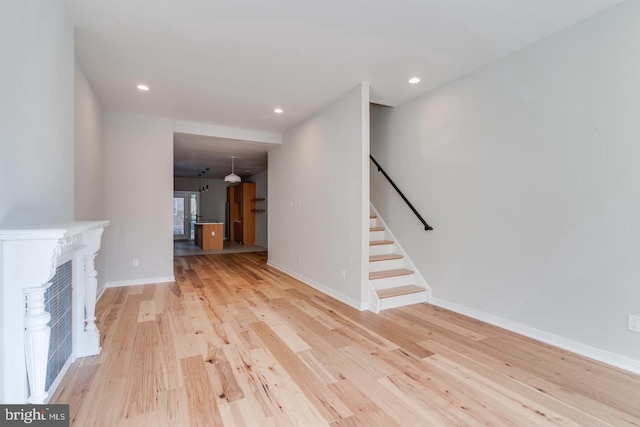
[378,291,427,311]
[368,204,432,314]
[369,230,385,241]
[368,258,405,272]
[369,244,395,256]
[370,274,415,289]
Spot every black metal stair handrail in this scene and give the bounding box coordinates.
[370,155,433,231]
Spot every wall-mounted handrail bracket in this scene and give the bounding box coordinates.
[370,155,433,231]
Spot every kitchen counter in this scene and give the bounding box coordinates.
[194,222,223,250]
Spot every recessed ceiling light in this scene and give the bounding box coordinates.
[137,84,150,91]
[274,108,284,114]
[408,77,421,84]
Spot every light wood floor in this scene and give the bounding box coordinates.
[51,252,640,426]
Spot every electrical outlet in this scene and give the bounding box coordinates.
[629,315,640,333]
[341,269,346,279]
[132,258,139,267]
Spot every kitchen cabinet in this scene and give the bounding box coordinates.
[227,182,256,245]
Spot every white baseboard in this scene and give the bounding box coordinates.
[74,347,102,359]
[44,355,74,404]
[96,285,106,301]
[431,297,640,375]
[105,276,175,288]
[267,260,368,311]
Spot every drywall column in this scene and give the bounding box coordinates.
[268,83,369,309]
[104,112,174,286]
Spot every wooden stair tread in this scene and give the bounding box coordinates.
[369,215,377,219]
[376,285,425,299]
[369,254,403,262]
[369,268,414,280]
[369,240,393,246]
[370,227,384,232]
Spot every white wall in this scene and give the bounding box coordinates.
[104,112,174,285]
[174,177,227,226]
[371,1,640,369]
[0,0,75,403]
[269,83,369,308]
[74,61,105,221]
[246,170,268,247]
[0,0,74,227]
[198,181,227,225]
[74,60,107,294]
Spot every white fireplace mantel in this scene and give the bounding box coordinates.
[0,221,109,404]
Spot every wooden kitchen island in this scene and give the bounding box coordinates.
[194,222,223,251]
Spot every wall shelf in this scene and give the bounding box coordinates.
[252,196,266,214]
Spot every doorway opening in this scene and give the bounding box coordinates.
[173,191,198,241]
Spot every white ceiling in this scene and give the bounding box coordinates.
[65,0,623,176]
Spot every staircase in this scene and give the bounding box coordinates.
[368,207,429,312]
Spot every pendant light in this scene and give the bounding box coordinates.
[224,156,241,183]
